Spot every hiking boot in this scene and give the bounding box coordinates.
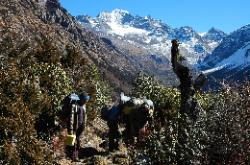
[73,157,80,162]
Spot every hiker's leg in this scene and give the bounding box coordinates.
[108,120,120,151]
[108,132,115,151]
[108,120,114,151]
[71,124,84,160]
[113,135,120,150]
[72,145,79,161]
[122,115,133,144]
[65,145,74,159]
[113,122,121,150]
[109,133,120,151]
[76,124,84,150]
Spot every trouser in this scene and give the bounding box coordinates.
[120,114,136,145]
[65,145,78,160]
[107,120,120,151]
[66,124,84,160]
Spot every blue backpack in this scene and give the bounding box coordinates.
[101,105,121,121]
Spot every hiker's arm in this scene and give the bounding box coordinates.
[77,106,85,130]
[82,107,87,131]
[68,106,75,135]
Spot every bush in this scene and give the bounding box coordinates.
[86,65,113,121]
[24,63,73,141]
[0,59,53,164]
[204,85,250,164]
[132,73,250,164]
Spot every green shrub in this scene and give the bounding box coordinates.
[132,73,250,164]
[23,63,73,141]
[85,65,113,121]
[204,85,250,164]
[0,59,53,164]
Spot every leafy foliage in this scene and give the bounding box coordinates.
[132,73,181,164]
[204,85,250,164]
[133,72,180,114]
[132,73,250,165]
[0,34,113,163]
[86,65,113,121]
[0,59,53,164]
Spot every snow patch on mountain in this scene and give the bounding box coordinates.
[89,19,98,26]
[98,9,129,23]
[214,42,250,68]
[208,41,219,49]
[202,65,226,75]
[201,42,250,75]
[199,32,207,37]
[98,9,149,36]
[106,20,148,36]
[77,9,226,66]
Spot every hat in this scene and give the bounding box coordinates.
[79,94,90,101]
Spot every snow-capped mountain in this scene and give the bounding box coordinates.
[202,27,227,49]
[202,24,250,67]
[199,24,250,89]
[76,9,226,66]
[203,28,227,43]
[202,42,250,74]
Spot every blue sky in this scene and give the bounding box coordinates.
[59,0,250,33]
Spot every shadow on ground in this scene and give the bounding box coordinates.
[78,147,108,159]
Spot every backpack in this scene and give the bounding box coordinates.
[60,93,79,121]
[123,97,154,117]
[101,106,121,121]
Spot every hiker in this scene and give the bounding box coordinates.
[101,93,154,151]
[62,93,90,161]
[121,96,154,143]
[101,105,122,151]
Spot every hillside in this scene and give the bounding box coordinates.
[0,0,138,164]
[0,0,143,92]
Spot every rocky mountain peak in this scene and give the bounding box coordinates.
[97,9,131,24]
[203,27,226,42]
[77,9,227,67]
[175,26,200,42]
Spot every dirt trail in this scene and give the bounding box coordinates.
[55,117,131,165]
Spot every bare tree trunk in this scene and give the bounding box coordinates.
[171,39,206,165]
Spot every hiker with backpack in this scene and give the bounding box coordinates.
[101,93,154,151]
[61,93,90,161]
[121,96,154,144]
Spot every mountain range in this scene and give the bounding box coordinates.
[77,9,227,65]
[77,9,250,88]
[199,24,250,88]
